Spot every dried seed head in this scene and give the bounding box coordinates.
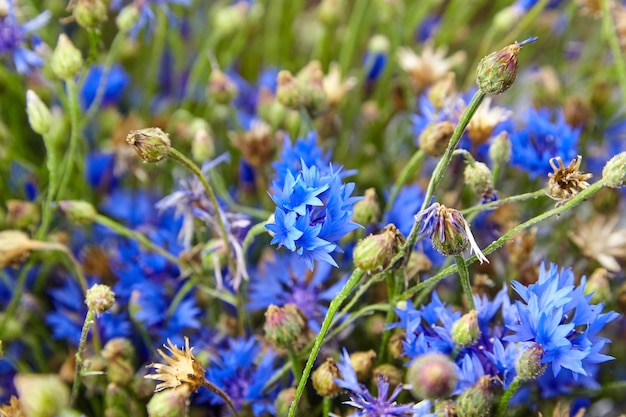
[145,337,205,396]
[546,155,592,206]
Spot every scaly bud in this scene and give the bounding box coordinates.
[146,388,188,417]
[350,350,376,382]
[264,304,307,349]
[6,199,40,230]
[419,121,455,157]
[372,364,402,390]
[276,70,307,109]
[353,224,405,272]
[312,357,341,397]
[208,69,238,104]
[406,353,458,400]
[602,152,626,188]
[85,283,115,316]
[515,345,546,381]
[476,37,537,95]
[73,0,108,29]
[116,5,140,33]
[126,127,171,163]
[275,387,310,417]
[464,162,495,201]
[388,331,405,359]
[451,310,481,348]
[26,90,52,135]
[455,376,493,417]
[105,383,131,417]
[14,374,70,417]
[489,131,511,166]
[50,34,83,80]
[58,200,97,224]
[352,188,380,226]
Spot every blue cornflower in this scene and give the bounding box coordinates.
[509,108,580,178]
[86,151,118,193]
[80,64,129,110]
[248,252,345,332]
[111,0,191,38]
[0,1,50,73]
[334,348,417,416]
[202,337,280,416]
[271,132,331,190]
[455,353,487,395]
[505,263,619,379]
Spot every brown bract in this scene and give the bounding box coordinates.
[145,337,205,395]
[546,155,592,206]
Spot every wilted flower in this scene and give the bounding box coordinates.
[466,97,512,145]
[145,337,205,395]
[397,43,466,91]
[568,214,626,272]
[546,155,592,206]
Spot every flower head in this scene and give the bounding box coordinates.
[145,337,205,395]
[397,42,466,91]
[568,214,626,272]
[546,155,592,206]
[0,1,50,73]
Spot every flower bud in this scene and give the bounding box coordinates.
[317,0,345,26]
[353,224,405,272]
[476,37,537,95]
[6,199,40,230]
[102,338,136,386]
[388,331,405,359]
[312,357,341,397]
[428,72,457,110]
[515,345,546,381]
[455,376,493,417]
[105,383,131,417]
[147,387,188,417]
[208,69,238,104]
[264,304,307,349]
[212,3,248,38]
[14,374,70,417]
[372,364,403,390]
[26,90,52,135]
[201,239,228,271]
[451,310,481,348]
[585,268,612,304]
[126,127,171,163]
[50,34,83,80]
[602,152,626,188]
[464,162,495,201]
[275,387,310,417]
[406,353,458,400]
[58,200,97,224]
[73,0,108,29]
[488,131,511,166]
[102,338,136,362]
[350,350,376,382]
[116,5,140,33]
[191,127,215,163]
[419,121,455,157]
[276,70,307,109]
[86,283,115,315]
[352,188,380,226]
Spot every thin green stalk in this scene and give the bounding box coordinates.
[377,272,396,363]
[455,255,475,310]
[169,148,236,273]
[56,79,82,201]
[287,346,303,386]
[323,397,331,417]
[0,261,34,336]
[287,269,364,417]
[601,0,626,106]
[166,277,196,317]
[203,380,239,417]
[264,0,285,64]
[243,221,268,254]
[143,8,167,114]
[496,377,523,417]
[338,0,370,73]
[71,309,95,406]
[182,33,217,107]
[385,149,426,213]
[461,189,546,216]
[36,132,61,238]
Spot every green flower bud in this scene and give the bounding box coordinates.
[275,387,310,417]
[73,0,108,29]
[312,357,341,397]
[105,383,131,417]
[102,338,136,362]
[388,330,406,359]
[85,283,115,315]
[372,364,403,390]
[419,121,455,157]
[350,350,376,382]
[368,34,390,55]
[451,310,481,348]
[602,151,626,188]
[434,400,457,416]
[191,127,215,163]
[201,239,228,271]
[14,374,70,417]
[126,127,171,163]
[352,188,381,226]
[317,0,345,26]
[515,345,546,381]
[276,70,308,109]
[50,34,83,80]
[464,162,495,201]
[406,353,458,400]
[208,69,238,104]
[116,4,140,33]
[147,388,188,417]
[133,376,156,400]
[102,339,136,387]
[6,199,40,230]
[455,376,493,417]
[476,37,537,95]
[58,200,97,224]
[353,224,405,272]
[26,90,52,135]
[488,131,511,166]
[212,3,247,38]
[264,304,307,349]
[585,268,612,305]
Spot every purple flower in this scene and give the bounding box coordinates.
[0,1,50,73]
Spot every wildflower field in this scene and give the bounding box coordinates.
[2,0,626,416]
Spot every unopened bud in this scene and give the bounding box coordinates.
[353,224,405,272]
[208,69,238,104]
[116,5,140,33]
[372,364,402,390]
[105,383,131,417]
[455,376,493,417]
[317,0,344,26]
[352,188,380,226]
[264,304,307,349]
[312,357,341,397]
[276,70,307,109]
[388,331,405,359]
[58,200,97,224]
[147,387,189,417]
[74,0,108,29]
[602,152,626,188]
[464,162,495,201]
[428,72,457,110]
[126,127,171,163]
[451,310,481,348]
[14,374,70,417]
[419,121,455,157]
[275,387,310,417]
[476,37,537,95]
[406,352,457,400]
[350,350,376,382]
[50,34,83,80]
[86,283,115,315]
[585,268,612,304]
[489,131,511,166]
[515,345,546,381]
[191,127,215,163]
[26,90,52,135]
[6,199,40,229]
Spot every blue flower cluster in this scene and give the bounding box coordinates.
[266,133,361,268]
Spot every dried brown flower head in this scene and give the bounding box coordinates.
[0,396,25,417]
[568,214,626,272]
[145,337,205,395]
[546,155,592,206]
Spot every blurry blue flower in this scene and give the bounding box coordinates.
[0,1,50,73]
[455,352,487,394]
[272,132,331,190]
[415,15,440,42]
[80,64,129,110]
[334,348,417,416]
[86,151,118,193]
[229,67,279,127]
[111,0,191,38]
[509,108,580,178]
[203,337,280,416]
[248,253,344,332]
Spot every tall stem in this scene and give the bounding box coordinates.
[385,149,426,213]
[496,378,523,417]
[601,0,626,106]
[71,309,95,406]
[143,8,167,114]
[455,255,475,310]
[36,132,61,239]
[57,79,82,200]
[287,269,364,417]
[287,346,303,386]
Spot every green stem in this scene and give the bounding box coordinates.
[287,269,364,417]
[243,221,268,254]
[287,346,303,386]
[169,148,235,273]
[143,8,167,114]
[461,189,546,216]
[385,149,426,213]
[377,272,396,362]
[166,277,196,317]
[203,380,240,417]
[71,309,95,406]
[56,79,82,201]
[182,33,217,107]
[323,397,331,417]
[36,132,61,239]
[338,0,370,73]
[601,0,626,106]
[496,377,523,417]
[455,255,475,310]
